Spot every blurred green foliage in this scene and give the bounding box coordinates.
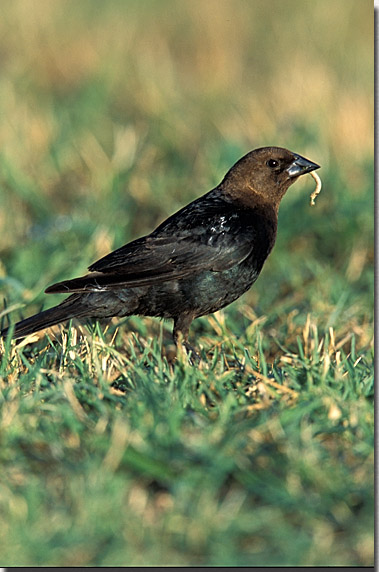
[0,0,373,566]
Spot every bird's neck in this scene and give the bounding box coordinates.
[220,182,280,218]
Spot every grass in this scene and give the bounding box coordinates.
[0,0,374,566]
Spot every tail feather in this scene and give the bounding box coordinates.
[1,295,89,339]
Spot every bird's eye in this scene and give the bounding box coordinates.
[266,159,279,169]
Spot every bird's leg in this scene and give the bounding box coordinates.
[173,314,200,364]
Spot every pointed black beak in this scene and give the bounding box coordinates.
[286,154,320,178]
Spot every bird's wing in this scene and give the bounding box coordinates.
[45,204,256,294]
[91,231,251,276]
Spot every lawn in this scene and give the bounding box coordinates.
[0,0,374,566]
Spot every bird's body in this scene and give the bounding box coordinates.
[1,147,320,356]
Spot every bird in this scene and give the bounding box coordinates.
[1,146,320,359]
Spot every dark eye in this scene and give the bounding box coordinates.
[266,159,280,169]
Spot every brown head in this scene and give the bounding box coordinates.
[220,146,320,210]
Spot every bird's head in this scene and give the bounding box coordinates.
[221,146,320,209]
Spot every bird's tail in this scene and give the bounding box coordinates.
[1,295,89,340]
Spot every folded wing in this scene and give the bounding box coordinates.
[45,198,255,294]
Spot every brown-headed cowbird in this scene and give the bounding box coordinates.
[1,147,319,357]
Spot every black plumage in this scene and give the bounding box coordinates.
[1,146,320,357]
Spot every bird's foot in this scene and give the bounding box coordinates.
[182,341,201,365]
[174,331,201,365]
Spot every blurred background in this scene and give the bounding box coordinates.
[0,0,373,342]
[0,1,374,567]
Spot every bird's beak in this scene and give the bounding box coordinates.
[286,154,320,178]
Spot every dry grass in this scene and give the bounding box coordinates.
[0,0,374,567]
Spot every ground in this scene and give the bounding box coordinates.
[0,0,374,566]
